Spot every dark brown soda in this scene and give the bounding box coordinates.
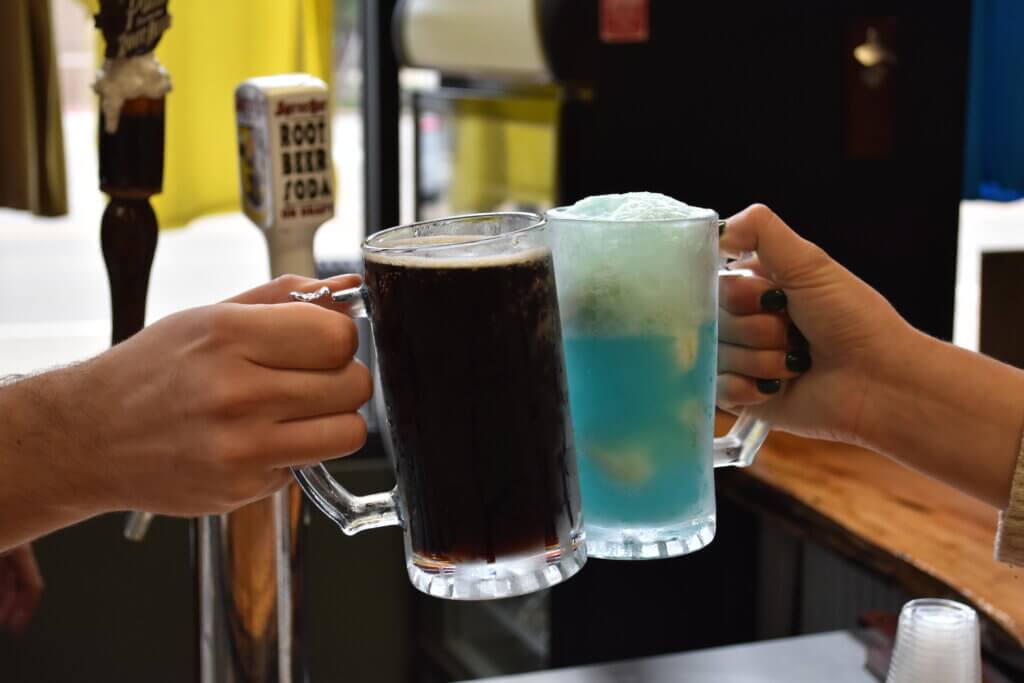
[364,247,580,564]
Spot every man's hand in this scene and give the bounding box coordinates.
[0,275,372,549]
[73,274,373,515]
[0,544,43,634]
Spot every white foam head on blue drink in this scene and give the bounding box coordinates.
[552,192,713,222]
[547,192,718,343]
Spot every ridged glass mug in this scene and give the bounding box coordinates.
[547,205,773,560]
[291,212,585,599]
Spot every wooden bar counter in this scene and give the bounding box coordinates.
[716,414,1024,647]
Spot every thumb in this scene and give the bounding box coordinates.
[720,204,830,287]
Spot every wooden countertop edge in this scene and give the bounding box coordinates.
[714,436,1024,648]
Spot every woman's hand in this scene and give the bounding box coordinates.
[716,204,913,446]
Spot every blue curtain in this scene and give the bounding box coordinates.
[963,0,1024,200]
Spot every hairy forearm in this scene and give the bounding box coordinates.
[863,328,1024,509]
[0,368,105,551]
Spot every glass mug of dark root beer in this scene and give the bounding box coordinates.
[291,213,584,600]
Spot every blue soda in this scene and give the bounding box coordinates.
[564,323,717,546]
[547,192,721,558]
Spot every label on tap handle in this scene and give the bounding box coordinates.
[235,74,334,231]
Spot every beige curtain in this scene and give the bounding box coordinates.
[0,0,68,217]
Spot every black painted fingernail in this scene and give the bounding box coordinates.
[786,349,812,373]
[760,289,787,312]
[718,220,727,236]
[787,321,808,347]
[756,378,782,394]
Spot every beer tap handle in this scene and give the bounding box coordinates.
[265,224,318,280]
[91,1,173,543]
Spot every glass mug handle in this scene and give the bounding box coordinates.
[712,247,781,468]
[288,285,399,534]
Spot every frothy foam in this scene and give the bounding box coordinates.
[93,53,172,134]
[553,192,712,222]
[548,193,717,336]
[366,235,549,269]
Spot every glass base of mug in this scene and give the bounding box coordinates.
[407,535,587,600]
[585,513,716,560]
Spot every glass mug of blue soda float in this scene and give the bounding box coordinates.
[547,193,775,560]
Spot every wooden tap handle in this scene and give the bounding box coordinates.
[101,196,158,345]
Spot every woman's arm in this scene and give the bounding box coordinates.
[717,204,1024,510]
[862,327,1024,509]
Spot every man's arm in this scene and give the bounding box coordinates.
[0,274,372,552]
[0,368,103,550]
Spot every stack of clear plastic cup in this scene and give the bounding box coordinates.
[886,598,982,683]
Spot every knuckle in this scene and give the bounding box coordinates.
[738,382,765,404]
[716,374,742,405]
[718,277,736,305]
[272,274,311,294]
[309,310,358,366]
[223,471,276,506]
[338,415,368,455]
[754,316,785,345]
[270,469,293,491]
[803,242,831,268]
[780,239,831,283]
[332,314,360,360]
[718,279,745,311]
[747,316,769,341]
[350,361,374,403]
[745,350,770,376]
[718,374,763,406]
[203,428,244,465]
[209,495,238,515]
[747,203,778,225]
[195,305,241,350]
[222,480,253,507]
[203,377,251,418]
[753,350,781,376]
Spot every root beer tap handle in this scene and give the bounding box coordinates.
[93,0,171,347]
[90,0,172,541]
[235,75,334,278]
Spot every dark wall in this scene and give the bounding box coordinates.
[0,514,196,682]
[555,0,971,340]
[548,1,971,666]
[0,461,413,683]
[551,493,758,667]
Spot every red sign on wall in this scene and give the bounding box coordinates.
[600,0,650,44]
